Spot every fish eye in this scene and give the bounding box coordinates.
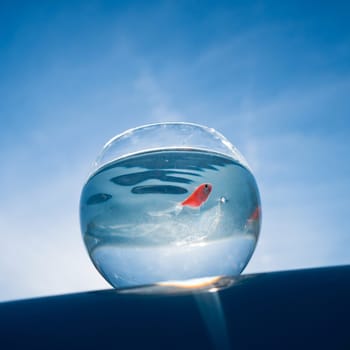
[205,184,208,188]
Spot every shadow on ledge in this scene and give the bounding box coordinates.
[0,265,349,349]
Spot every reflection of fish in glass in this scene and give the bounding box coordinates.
[247,206,260,223]
[181,183,212,208]
[244,206,261,233]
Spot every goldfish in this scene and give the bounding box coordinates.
[181,183,212,208]
[147,183,213,217]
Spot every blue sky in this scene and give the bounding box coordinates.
[1,0,349,301]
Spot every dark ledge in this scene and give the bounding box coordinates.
[0,265,349,349]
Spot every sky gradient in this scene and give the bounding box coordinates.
[1,1,349,301]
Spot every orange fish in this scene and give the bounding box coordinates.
[181,183,212,208]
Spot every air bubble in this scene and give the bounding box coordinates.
[219,196,227,204]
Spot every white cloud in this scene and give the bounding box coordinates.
[134,71,185,122]
[237,78,350,274]
[0,165,109,302]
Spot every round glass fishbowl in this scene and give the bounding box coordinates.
[80,122,261,291]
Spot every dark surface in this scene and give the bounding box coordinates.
[0,265,349,349]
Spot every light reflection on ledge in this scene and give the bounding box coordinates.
[116,275,237,295]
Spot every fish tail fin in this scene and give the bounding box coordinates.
[148,204,183,217]
[174,204,183,216]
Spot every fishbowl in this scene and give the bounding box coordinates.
[80,122,261,290]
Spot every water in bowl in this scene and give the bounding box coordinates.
[80,149,260,289]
